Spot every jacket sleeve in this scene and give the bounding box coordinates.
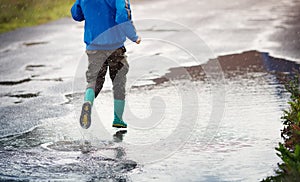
[115,0,138,42]
[71,0,85,22]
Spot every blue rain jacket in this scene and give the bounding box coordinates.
[71,0,138,50]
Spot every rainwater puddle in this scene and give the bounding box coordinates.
[0,50,298,181]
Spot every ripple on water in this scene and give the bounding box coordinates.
[0,129,137,181]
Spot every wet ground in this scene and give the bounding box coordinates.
[1,0,300,181]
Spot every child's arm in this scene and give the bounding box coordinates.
[115,0,139,43]
[71,0,85,22]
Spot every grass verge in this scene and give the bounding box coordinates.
[0,0,74,34]
[263,75,300,181]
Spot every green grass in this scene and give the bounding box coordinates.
[0,0,74,33]
[262,76,300,181]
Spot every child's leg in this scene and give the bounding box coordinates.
[80,50,111,129]
[108,47,129,100]
[94,60,109,98]
[85,50,111,103]
[108,47,129,128]
[84,88,95,105]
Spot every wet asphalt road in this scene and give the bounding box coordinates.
[0,0,299,137]
[134,0,300,60]
[0,0,300,181]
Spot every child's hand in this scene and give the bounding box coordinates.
[136,37,141,44]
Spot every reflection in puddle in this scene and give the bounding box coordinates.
[114,130,128,143]
[153,50,299,84]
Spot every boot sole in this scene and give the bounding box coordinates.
[80,102,92,129]
[112,123,127,128]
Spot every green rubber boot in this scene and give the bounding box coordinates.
[112,99,127,128]
[80,88,95,129]
[84,88,95,105]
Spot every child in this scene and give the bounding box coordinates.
[71,0,141,129]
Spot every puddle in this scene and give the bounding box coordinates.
[0,78,31,86]
[153,50,299,85]
[44,140,99,152]
[0,125,137,181]
[36,77,63,82]
[25,64,46,71]
[62,92,84,105]
[0,50,299,181]
[0,77,63,86]
[23,41,48,47]
[0,41,49,53]
[13,100,22,104]
[6,92,40,99]
[140,28,180,32]
[62,90,110,105]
